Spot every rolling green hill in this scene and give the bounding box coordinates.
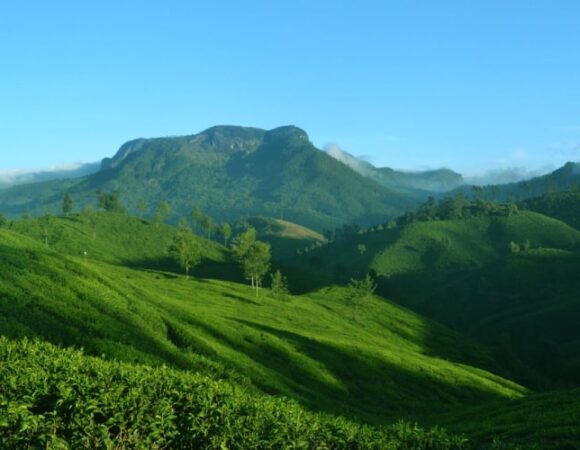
[0,337,472,449]
[439,388,580,449]
[0,125,419,230]
[520,189,580,229]
[291,210,580,387]
[0,213,527,426]
[241,216,326,259]
[294,210,580,280]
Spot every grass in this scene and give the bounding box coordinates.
[0,337,470,449]
[244,216,326,259]
[2,210,579,447]
[294,211,580,281]
[439,388,580,449]
[0,213,526,426]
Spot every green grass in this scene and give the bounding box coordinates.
[0,213,527,425]
[294,211,580,281]
[0,337,470,449]
[244,216,326,259]
[439,388,580,449]
[3,210,579,447]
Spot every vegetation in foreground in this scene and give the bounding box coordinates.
[0,337,468,449]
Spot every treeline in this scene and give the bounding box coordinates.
[398,196,519,224]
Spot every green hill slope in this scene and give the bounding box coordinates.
[0,125,418,230]
[0,337,469,450]
[439,388,580,449]
[295,210,580,280]
[0,217,525,424]
[520,189,580,229]
[292,211,580,387]
[242,216,326,259]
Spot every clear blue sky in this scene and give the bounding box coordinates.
[1,0,580,176]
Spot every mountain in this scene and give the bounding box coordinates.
[0,162,100,189]
[0,126,419,230]
[326,145,465,193]
[456,161,580,202]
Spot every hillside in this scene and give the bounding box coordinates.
[292,210,580,387]
[325,145,464,193]
[439,388,580,449]
[0,125,420,230]
[0,337,471,449]
[454,161,580,202]
[520,189,580,229]
[240,216,326,259]
[294,210,580,280]
[0,214,527,425]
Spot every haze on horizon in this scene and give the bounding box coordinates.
[1,1,580,179]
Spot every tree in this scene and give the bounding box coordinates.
[167,227,201,278]
[242,241,271,296]
[232,228,271,295]
[220,223,232,247]
[154,201,171,225]
[345,274,377,322]
[97,190,125,213]
[509,241,521,254]
[191,207,204,234]
[62,192,73,216]
[97,190,107,210]
[357,243,367,255]
[270,270,290,300]
[0,212,7,228]
[38,213,63,248]
[232,228,257,261]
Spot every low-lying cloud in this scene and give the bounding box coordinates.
[0,162,100,188]
[464,166,554,186]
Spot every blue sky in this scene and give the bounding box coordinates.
[1,0,580,177]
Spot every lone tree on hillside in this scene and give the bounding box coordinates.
[220,223,232,247]
[62,192,73,216]
[345,274,377,322]
[39,213,63,248]
[167,227,201,278]
[270,269,290,301]
[232,228,271,295]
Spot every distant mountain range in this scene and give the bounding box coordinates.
[325,145,465,193]
[0,126,423,229]
[0,125,578,230]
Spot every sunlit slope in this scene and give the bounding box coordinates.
[296,211,580,280]
[0,225,525,422]
[0,337,469,450]
[244,216,326,259]
[9,212,228,266]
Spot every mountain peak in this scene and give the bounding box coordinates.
[264,125,310,144]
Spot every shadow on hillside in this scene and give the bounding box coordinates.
[124,256,245,283]
[177,312,521,424]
